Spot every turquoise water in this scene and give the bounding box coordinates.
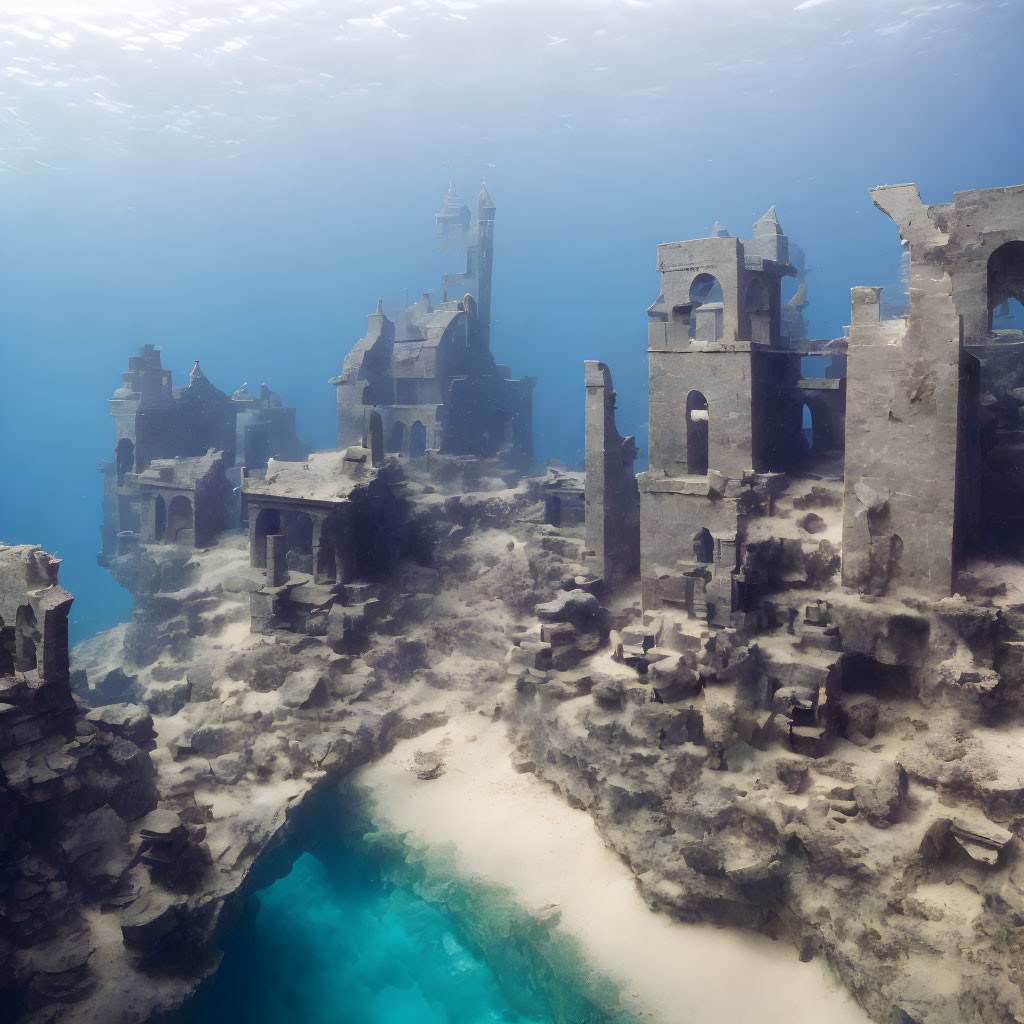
[185,795,636,1024]
[187,850,548,1024]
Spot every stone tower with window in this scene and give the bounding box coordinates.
[638,210,802,622]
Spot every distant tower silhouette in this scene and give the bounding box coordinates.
[476,182,496,349]
[434,183,471,250]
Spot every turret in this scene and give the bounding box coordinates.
[435,184,471,250]
[748,205,790,264]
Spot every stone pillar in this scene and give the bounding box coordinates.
[312,517,337,584]
[266,534,288,588]
[366,410,384,467]
[141,497,157,544]
[584,360,640,589]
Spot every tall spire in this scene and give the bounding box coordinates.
[478,180,495,215]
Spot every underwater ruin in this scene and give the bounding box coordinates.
[5,180,1024,1024]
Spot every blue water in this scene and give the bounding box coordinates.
[188,851,549,1024]
[185,797,636,1024]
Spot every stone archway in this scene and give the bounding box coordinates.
[409,420,427,457]
[692,527,714,564]
[251,507,281,568]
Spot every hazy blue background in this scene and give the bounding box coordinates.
[1,0,1021,641]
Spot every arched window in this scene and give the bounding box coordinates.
[801,403,813,453]
[686,390,709,475]
[167,495,194,545]
[692,528,714,564]
[409,421,427,457]
[801,398,834,457]
[988,242,1024,329]
[115,437,134,485]
[689,274,724,341]
[386,420,406,455]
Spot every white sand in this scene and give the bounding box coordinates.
[357,714,871,1024]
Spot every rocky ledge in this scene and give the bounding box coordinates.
[5,471,1024,1024]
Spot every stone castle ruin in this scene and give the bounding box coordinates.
[11,181,1024,1024]
[332,184,535,467]
[99,346,306,575]
[581,182,1024,760]
[589,184,1024,611]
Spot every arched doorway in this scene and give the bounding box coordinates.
[167,496,194,545]
[409,421,427,457]
[251,507,281,568]
[689,274,724,342]
[386,420,406,455]
[988,241,1024,329]
[115,438,135,486]
[686,390,709,475]
[801,402,814,453]
[154,495,166,542]
[692,528,714,564]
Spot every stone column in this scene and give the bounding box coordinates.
[266,534,288,588]
[584,360,640,589]
[312,517,336,584]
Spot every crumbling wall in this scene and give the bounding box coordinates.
[0,546,73,685]
[0,545,166,1021]
[842,184,983,596]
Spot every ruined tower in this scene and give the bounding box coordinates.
[840,183,1024,596]
[637,209,834,619]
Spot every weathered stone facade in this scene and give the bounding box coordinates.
[842,184,1024,596]
[613,186,1012,617]
[633,208,842,619]
[100,347,305,566]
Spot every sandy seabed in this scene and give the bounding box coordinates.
[358,715,872,1024]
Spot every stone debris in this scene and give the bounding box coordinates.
[950,815,1013,865]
